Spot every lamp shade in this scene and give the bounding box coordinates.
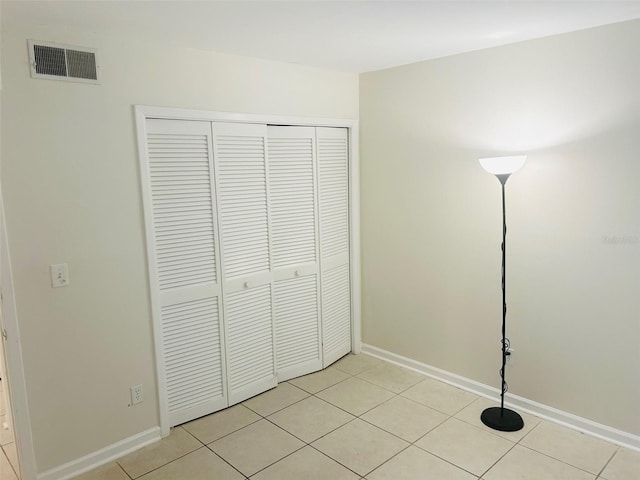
[478,155,526,175]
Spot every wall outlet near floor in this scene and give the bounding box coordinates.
[130,384,144,405]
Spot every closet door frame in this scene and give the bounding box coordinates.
[135,105,360,437]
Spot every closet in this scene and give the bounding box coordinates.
[139,113,353,429]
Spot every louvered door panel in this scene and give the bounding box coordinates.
[318,129,350,261]
[143,119,227,427]
[225,285,275,403]
[317,127,351,366]
[321,263,351,362]
[273,274,321,380]
[213,122,276,403]
[267,126,322,380]
[148,131,217,290]
[162,297,223,422]
[268,128,316,268]
[214,124,270,280]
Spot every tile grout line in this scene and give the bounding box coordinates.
[361,442,415,478]
[286,368,353,394]
[184,406,264,445]
[265,403,355,444]
[306,441,373,478]
[242,443,306,478]
[517,417,542,443]
[471,416,536,477]
[117,428,204,479]
[517,443,610,477]
[352,370,425,394]
[1,443,19,479]
[410,441,484,478]
[198,442,250,480]
[356,400,439,445]
[408,412,501,480]
[115,461,133,480]
[477,438,520,479]
[199,421,285,479]
[243,397,308,418]
[595,446,618,479]
[516,420,617,476]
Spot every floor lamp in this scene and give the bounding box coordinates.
[478,155,526,432]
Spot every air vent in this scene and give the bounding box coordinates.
[28,40,100,84]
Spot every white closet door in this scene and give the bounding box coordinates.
[268,126,322,381]
[212,122,277,404]
[143,119,227,426]
[317,127,352,367]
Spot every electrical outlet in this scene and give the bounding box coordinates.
[50,263,70,288]
[130,384,143,405]
[506,348,515,363]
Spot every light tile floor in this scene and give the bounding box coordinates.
[75,354,639,479]
[0,379,19,480]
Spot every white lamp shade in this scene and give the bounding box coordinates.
[478,155,527,175]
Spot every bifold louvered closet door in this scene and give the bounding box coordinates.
[318,127,352,366]
[212,122,277,404]
[141,117,352,429]
[143,119,228,426]
[268,126,322,381]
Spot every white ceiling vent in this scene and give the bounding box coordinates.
[28,40,100,84]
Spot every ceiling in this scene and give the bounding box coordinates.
[4,1,640,73]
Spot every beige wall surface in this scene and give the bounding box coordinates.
[0,20,358,472]
[360,20,640,436]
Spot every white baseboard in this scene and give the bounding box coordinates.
[361,343,640,452]
[37,427,161,480]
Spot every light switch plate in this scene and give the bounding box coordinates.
[50,263,69,288]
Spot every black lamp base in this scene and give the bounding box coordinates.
[481,407,524,432]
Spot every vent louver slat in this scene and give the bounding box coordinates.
[66,49,98,80]
[34,45,67,77]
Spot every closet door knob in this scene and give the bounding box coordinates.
[294,270,300,277]
[244,281,250,289]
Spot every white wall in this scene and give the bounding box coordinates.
[360,19,640,436]
[0,20,358,473]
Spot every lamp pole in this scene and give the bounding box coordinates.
[478,158,525,432]
[500,179,508,412]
